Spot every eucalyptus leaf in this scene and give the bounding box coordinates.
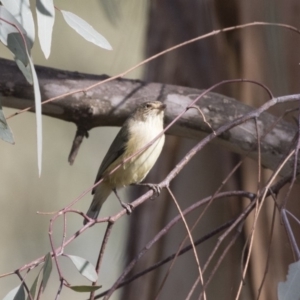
[0,98,14,144]
[0,6,34,83]
[1,0,35,44]
[13,285,25,300]
[3,285,25,300]
[36,0,55,58]
[61,10,112,50]
[42,253,52,290]
[1,5,44,174]
[26,271,41,300]
[69,285,102,292]
[278,260,300,300]
[15,59,33,84]
[26,40,42,176]
[0,6,31,65]
[66,255,98,282]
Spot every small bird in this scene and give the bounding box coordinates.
[84,101,166,224]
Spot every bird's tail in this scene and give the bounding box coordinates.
[84,182,112,225]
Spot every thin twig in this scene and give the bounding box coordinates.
[256,203,277,300]
[285,210,300,226]
[197,221,244,300]
[48,218,65,283]
[281,209,300,260]
[187,199,257,300]
[15,271,33,300]
[235,149,296,299]
[283,102,300,210]
[158,160,243,299]
[55,279,64,300]
[254,117,262,191]
[188,105,217,135]
[154,187,206,300]
[94,206,249,299]
[90,220,114,300]
[100,191,253,300]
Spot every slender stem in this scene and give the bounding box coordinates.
[90,221,114,300]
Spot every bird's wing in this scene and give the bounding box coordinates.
[92,124,129,194]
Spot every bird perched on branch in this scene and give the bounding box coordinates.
[84,101,166,224]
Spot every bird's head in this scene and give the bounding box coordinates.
[134,101,166,122]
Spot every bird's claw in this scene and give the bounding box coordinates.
[137,183,161,200]
[121,202,133,214]
[148,184,161,199]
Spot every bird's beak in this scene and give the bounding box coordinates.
[160,103,166,110]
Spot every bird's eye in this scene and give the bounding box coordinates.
[145,103,152,109]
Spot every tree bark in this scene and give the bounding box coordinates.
[0,58,297,175]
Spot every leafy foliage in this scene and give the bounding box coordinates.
[0,0,112,175]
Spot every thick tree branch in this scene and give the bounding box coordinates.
[0,58,297,175]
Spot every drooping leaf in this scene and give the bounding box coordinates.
[61,10,112,50]
[66,255,98,282]
[0,6,43,174]
[1,0,35,45]
[3,285,25,300]
[69,285,102,292]
[42,253,52,291]
[0,6,34,84]
[36,0,55,59]
[15,59,33,84]
[26,271,41,300]
[0,6,31,65]
[0,97,14,144]
[26,49,42,176]
[278,260,300,300]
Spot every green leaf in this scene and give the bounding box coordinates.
[61,10,112,50]
[42,253,52,291]
[278,260,300,300]
[0,98,14,144]
[36,0,55,58]
[26,271,41,300]
[66,255,98,282]
[3,285,25,300]
[69,285,102,292]
[1,0,35,44]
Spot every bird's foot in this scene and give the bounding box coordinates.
[113,188,133,214]
[136,183,161,200]
[121,201,133,215]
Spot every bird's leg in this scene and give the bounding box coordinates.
[113,188,133,214]
[132,183,161,199]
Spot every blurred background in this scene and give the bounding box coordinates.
[1,0,300,299]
